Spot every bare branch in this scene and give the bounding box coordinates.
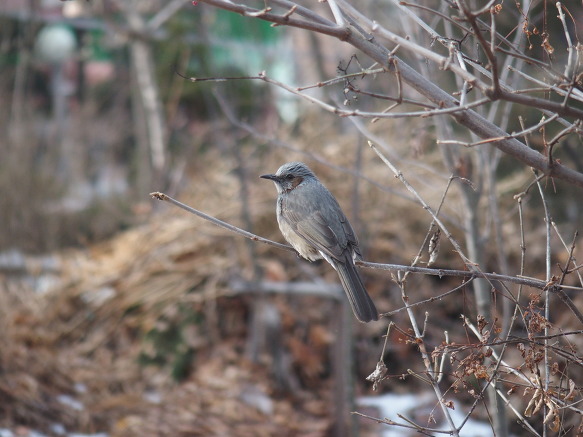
[149,192,294,253]
[197,0,583,187]
[149,192,567,292]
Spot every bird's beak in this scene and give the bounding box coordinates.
[260,174,277,181]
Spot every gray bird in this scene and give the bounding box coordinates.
[261,162,378,323]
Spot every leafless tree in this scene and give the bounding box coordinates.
[187,1,583,435]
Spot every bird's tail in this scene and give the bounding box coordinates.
[332,257,378,323]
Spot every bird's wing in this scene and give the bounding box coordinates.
[281,186,356,261]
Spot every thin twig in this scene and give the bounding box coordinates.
[534,169,552,433]
[437,114,559,147]
[149,192,294,253]
[368,140,473,266]
[551,222,583,287]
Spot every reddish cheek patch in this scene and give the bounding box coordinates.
[291,176,303,188]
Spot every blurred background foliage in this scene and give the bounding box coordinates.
[0,0,286,253]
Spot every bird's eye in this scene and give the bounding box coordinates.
[286,174,294,180]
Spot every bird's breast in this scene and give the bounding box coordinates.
[277,195,321,261]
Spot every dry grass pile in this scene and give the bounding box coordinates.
[0,136,399,436]
[0,210,344,436]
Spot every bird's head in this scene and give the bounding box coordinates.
[260,162,316,194]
